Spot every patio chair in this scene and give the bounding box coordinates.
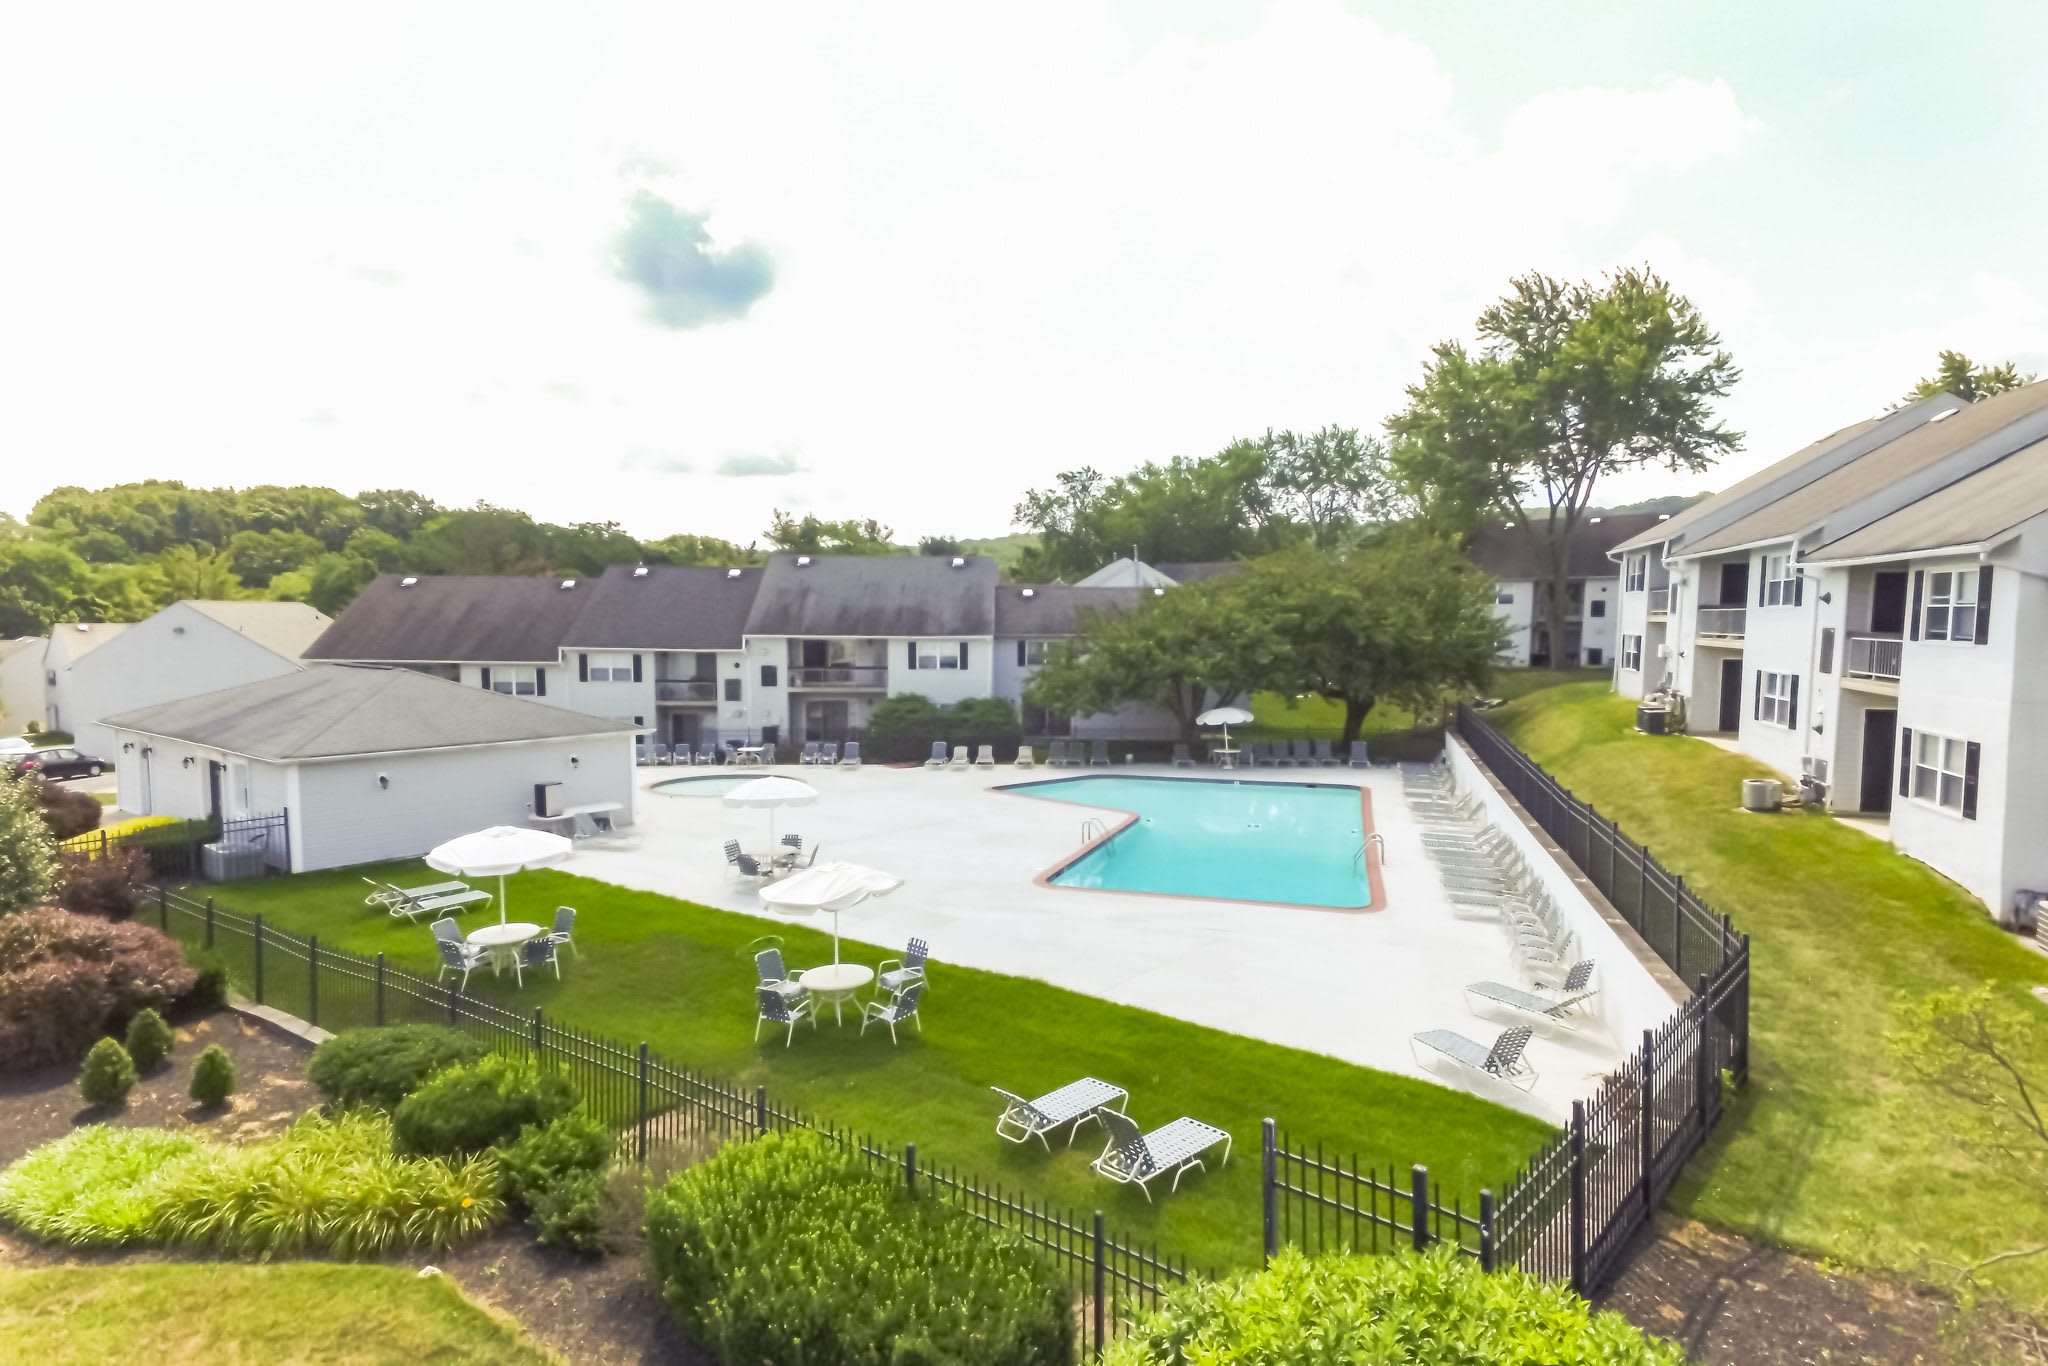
[1090,1110,1231,1201]
[755,947,809,1002]
[365,876,465,912]
[433,933,487,990]
[877,937,929,996]
[696,742,718,765]
[1089,740,1111,767]
[1348,740,1369,767]
[1465,964,1598,1031]
[514,935,560,987]
[992,1076,1128,1147]
[1264,740,1291,767]
[973,745,996,769]
[409,887,493,921]
[949,745,971,769]
[839,740,862,768]
[820,742,839,765]
[1291,739,1317,766]
[1410,1025,1538,1092]
[723,839,743,866]
[1014,744,1036,768]
[859,982,924,1044]
[1170,743,1194,768]
[800,741,822,765]
[635,741,651,766]
[734,852,771,881]
[1046,739,1068,767]
[755,985,816,1046]
[546,906,578,958]
[926,741,949,769]
[1313,739,1338,767]
[652,742,673,765]
[759,743,779,766]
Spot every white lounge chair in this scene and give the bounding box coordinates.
[839,741,863,768]
[1465,969,1599,1031]
[1013,744,1036,768]
[973,745,996,769]
[992,1076,1127,1148]
[925,741,949,770]
[1411,1025,1538,1091]
[1091,1110,1231,1201]
[948,745,971,770]
[364,876,466,911]
[401,886,494,922]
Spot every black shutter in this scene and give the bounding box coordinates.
[1963,741,1981,820]
[1758,563,1766,607]
[907,642,916,670]
[958,642,969,669]
[578,653,589,682]
[1753,670,1761,721]
[1975,567,1993,645]
[1819,628,1836,674]
[1016,640,1026,667]
[1793,572,1804,607]
[1909,571,1923,641]
[633,653,644,682]
[536,668,547,697]
[1787,675,1798,729]
[480,667,491,690]
[1899,726,1913,797]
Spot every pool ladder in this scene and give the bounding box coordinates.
[1080,817,1111,851]
[1353,833,1384,874]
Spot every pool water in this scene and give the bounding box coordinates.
[650,774,763,798]
[1006,775,1371,909]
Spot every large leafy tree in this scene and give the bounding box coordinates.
[1901,350,2034,406]
[1237,536,1506,743]
[764,511,897,555]
[1024,578,1274,743]
[1388,268,1739,670]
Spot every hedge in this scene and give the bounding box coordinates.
[306,1025,490,1111]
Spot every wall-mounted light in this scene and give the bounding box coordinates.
[121,742,135,754]
[378,773,390,790]
[570,755,580,769]
[1819,591,1833,605]
[140,746,153,758]
[181,756,195,769]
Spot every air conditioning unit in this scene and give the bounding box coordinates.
[1655,643,1671,658]
[1801,756,1830,784]
[533,781,563,818]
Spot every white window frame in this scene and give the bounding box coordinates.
[1762,555,1798,607]
[1911,729,1968,813]
[1758,671,1795,728]
[587,651,633,682]
[227,761,251,818]
[1022,639,1050,667]
[491,665,539,696]
[1921,570,1977,642]
[911,641,965,670]
[1624,556,1647,592]
[1620,634,1643,672]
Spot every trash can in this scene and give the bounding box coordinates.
[1636,705,1668,735]
[1740,778,1782,813]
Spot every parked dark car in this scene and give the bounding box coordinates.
[10,747,106,780]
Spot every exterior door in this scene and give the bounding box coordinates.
[1869,572,1909,635]
[803,700,850,742]
[206,760,225,822]
[1717,561,1750,605]
[1717,658,1744,732]
[1859,710,1897,813]
[671,712,702,750]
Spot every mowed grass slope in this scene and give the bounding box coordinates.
[207,866,1554,1271]
[1249,668,1608,739]
[1492,682,2048,1310]
[0,1264,553,1365]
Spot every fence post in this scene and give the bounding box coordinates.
[253,915,265,1004]
[158,882,169,932]
[1261,1118,1278,1263]
[204,896,215,950]
[753,1084,768,1136]
[1478,1189,1495,1273]
[1639,1029,1655,1217]
[1092,1211,1107,1353]
[445,981,457,1024]
[903,1142,917,1198]
[1672,875,1686,979]
[157,884,168,926]
[1695,973,1716,1126]
[636,1042,649,1165]
[1636,839,1648,925]
[374,954,385,1026]
[307,936,319,1028]
[532,1008,544,1061]
[1569,1101,1587,1295]
[1409,1165,1430,1252]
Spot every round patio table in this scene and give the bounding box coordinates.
[799,963,875,1025]
[468,921,542,977]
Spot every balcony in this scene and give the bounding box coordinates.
[1695,606,1746,641]
[1844,635,1902,686]
[789,665,888,690]
[655,679,717,702]
[1647,587,1670,618]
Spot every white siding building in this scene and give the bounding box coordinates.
[1466,515,1664,668]
[39,621,130,736]
[0,637,43,735]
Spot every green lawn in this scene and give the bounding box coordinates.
[0,1264,553,1364]
[1249,668,1609,738]
[201,868,1554,1273]
[1491,682,2048,1311]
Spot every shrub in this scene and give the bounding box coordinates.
[55,848,150,921]
[529,1167,608,1253]
[495,1110,612,1208]
[645,1129,1073,1365]
[35,778,102,842]
[78,1038,137,1106]
[865,693,1024,763]
[1103,1246,1684,1366]
[124,1007,173,1071]
[306,1025,490,1110]
[0,908,199,1071]
[0,1127,202,1246]
[0,773,59,914]
[393,1054,578,1157]
[178,950,229,1015]
[189,1044,236,1105]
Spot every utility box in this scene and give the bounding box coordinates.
[201,838,266,881]
[1636,706,1668,735]
[1741,778,1782,812]
[534,781,563,818]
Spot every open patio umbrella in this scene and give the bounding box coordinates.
[720,774,818,851]
[758,860,903,964]
[1196,704,1256,752]
[425,825,573,925]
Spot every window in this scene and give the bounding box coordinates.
[1762,554,1799,607]
[490,666,538,696]
[1495,592,1514,605]
[1589,599,1606,618]
[1620,635,1642,671]
[1912,730,1969,812]
[1586,647,1603,666]
[760,664,778,688]
[1758,671,1797,728]
[1019,640,1050,667]
[1922,570,1978,642]
[1624,556,1647,592]
[910,641,967,670]
[723,678,742,702]
[586,651,634,682]
[228,761,251,818]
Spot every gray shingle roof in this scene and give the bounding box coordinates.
[744,555,997,637]
[1467,513,1669,581]
[565,565,762,649]
[1808,436,2048,561]
[994,585,1145,636]
[305,574,596,664]
[179,601,333,659]
[102,664,635,761]
[1607,417,1889,554]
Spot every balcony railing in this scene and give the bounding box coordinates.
[789,665,888,688]
[1696,605,1746,639]
[1845,635,1903,683]
[655,679,717,702]
[1647,587,1670,617]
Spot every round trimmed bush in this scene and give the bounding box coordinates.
[393,1055,579,1157]
[78,1038,137,1107]
[495,1110,612,1207]
[306,1025,490,1110]
[529,1166,609,1253]
[124,1007,174,1071]
[189,1044,236,1106]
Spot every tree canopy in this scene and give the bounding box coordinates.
[1900,350,2035,406]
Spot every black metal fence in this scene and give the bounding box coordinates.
[1260,709,1752,1295]
[148,887,1186,1356]
[60,811,290,882]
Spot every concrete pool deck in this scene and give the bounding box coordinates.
[577,760,1649,1122]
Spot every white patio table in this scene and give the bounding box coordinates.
[467,921,542,976]
[798,963,874,1025]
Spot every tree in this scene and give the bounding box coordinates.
[1025,578,1273,743]
[1389,267,1740,675]
[0,535,98,635]
[764,511,897,555]
[0,773,60,914]
[1901,350,2035,406]
[918,535,965,557]
[642,533,760,566]
[1262,426,1405,547]
[356,488,442,540]
[1237,536,1507,743]
[151,545,245,601]
[226,528,323,584]
[304,553,379,614]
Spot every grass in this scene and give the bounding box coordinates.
[0,1264,552,1365]
[1248,668,1608,738]
[1491,682,2048,1310]
[206,869,1554,1272]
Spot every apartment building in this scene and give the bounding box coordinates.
[1609,382,2048,919]
[1466,514,1664,667]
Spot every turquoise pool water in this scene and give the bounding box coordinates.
[1006,775,1371,909]
[650,774,761,798]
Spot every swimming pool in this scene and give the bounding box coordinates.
[650,774,763,798]
[1004,775,1375,910]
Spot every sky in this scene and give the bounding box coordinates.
[3,1,2045,542]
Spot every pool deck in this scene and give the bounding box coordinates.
[579,761,1638,1122]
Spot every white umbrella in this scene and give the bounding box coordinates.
[425,825,573,925]
[1196,705,1256,751]
[758,860,903,964]
[720,774,818,851]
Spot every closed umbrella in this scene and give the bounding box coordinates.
[758,860,902,964]
[721,774,818,851]
[425,825,573,925]
[1196,705,1256,753]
